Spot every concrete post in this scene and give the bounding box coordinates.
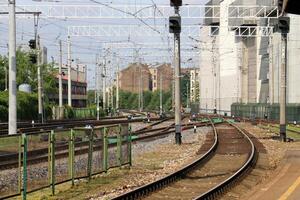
[116,58,120,111]
[160,73,163,116]
[67,36,72,107]
[102,59,106,110]
[37,36,43,123]
[8,0,17,135]
[174,7,182,145]
[280,33,287,142]
[59,40,63,109]
[96,56,100,120]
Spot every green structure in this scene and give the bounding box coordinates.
[231,103,300,122]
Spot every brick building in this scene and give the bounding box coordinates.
[119,63,151,93]
[119,63,189,93]
[149,64,173,92]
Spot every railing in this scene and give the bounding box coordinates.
[0,124,132,200]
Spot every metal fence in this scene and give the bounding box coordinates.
[0,124,131,200]
[231,103,300,122]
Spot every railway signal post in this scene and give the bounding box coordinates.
[277,0,300,141]
[278,17,289,142]
[170,0,182,144]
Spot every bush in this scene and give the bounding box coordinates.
[64,105,74,119]
[0,105,8,122]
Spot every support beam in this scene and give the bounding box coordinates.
[0,5,278,19]
[68,25,273,37]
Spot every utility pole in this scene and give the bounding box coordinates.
[169,0,182,144]
[277,16,290,142]
[8,0,16,135]
[96,55,100,120]
[67,36,72,107]
[186,83,189,108]
[111,84,114,111]
[160,73,163,116]
[58,40,63,111]
[138,59,143,112]
[102,59,106,111]
[116,57,120,112]
[33,13,43,123]
[37,35,43,123]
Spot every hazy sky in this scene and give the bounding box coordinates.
[0,0,209,89]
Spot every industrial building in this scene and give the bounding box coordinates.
[49,64,88,107]
[200,0,300,114]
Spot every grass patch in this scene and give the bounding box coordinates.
[14,168,131,200]
[259,124,300,140]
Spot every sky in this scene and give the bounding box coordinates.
[0,0,209,89]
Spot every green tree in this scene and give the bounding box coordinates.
[181,73,190,107]
[0,55,8,91]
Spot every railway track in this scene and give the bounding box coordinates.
[112,120,257,200]
[0,116,160,136]
[0,119,207,170]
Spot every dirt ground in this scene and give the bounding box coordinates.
[221,122,300,200]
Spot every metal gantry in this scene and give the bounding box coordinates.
[0,5,279,19]
[68,25,274,38]
[67,25,201,37]
[209,26,274,37]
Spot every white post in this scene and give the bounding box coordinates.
[102,59,106,110]
[8,0,17,135]
[160,73,163,115]
[96,56,100,120]
[174,7,182,144]
[67,36,72,107]
[59,40,63,108]
[116,58,120,111]
[37,35,43,122]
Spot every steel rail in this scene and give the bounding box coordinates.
[194,121,257,200]
[112,118,219,200]
[0,121,210,170]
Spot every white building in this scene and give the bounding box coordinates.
[190,68,200,103]
[199,0,300,114]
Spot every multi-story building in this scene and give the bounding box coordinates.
[119,63,151,93]
[190,69,200,103]
[200,0,300,114]
[119,63,174,93]
[149,64,173,92]
[49,64,87,107]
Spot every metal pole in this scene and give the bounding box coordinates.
[160,73,163,116]
[59,40,63,109]
[141,67,143,112]
[111,85,114,111]
[174,7,182,145]
[116,58,120,111]
[186,82,189,108]
[37,35,43,123]
[96,56,100,120]
[280,33,287,142]
[67,36,72,107]
[194,69,197,103]
[138,62,142,111]
[102,59,106,110]
[8,0,17,135]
